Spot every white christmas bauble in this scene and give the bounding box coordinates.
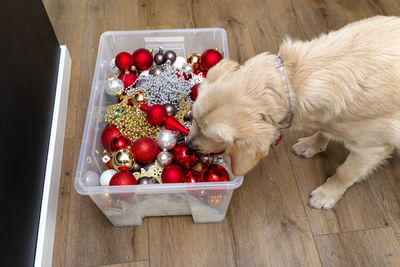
[84,170,100,186]
[173,56,186,69]
[100,169,117,186]
[105,77,124,96]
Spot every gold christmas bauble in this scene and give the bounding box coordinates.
[132,90,146,104]
[186,53,201,65]
[112,149,135,171]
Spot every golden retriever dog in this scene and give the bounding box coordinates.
[187,16,400,209]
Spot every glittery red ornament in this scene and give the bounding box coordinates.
[183,170,200,183]
[140,104,168,126]
[118,71,138,88]
[164,116,190,135]
[190,84,199,101]
[161,165,185,183]
[109,135,132,152]
[110,172,137,199]
[101,125,120,151]
[199,164,229,182]
[115,52,135,71]
[110,172,137,186]
[173,143,197,169]
[131,137,159,164]
[200,49,223,71]
[132,48,153,71]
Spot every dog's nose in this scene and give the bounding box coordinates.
[186,139,196,150]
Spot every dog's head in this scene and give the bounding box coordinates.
[187,54,290,176]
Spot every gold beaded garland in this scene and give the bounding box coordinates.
[105,101,161,141]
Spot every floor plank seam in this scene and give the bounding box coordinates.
[280,139,324,266]
[313,225,392,237]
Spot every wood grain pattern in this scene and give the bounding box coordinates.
[43,0,400,266]
[283,132,389,235]
[315,228,400,267]
[99,260,149,267]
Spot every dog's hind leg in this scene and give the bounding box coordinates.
[292,131,329,158]
[308,145,393,209]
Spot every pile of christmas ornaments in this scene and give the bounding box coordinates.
[99,47,231,188]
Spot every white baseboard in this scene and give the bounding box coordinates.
[35,45,71,267]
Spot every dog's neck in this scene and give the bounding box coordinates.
[275,56,293,129]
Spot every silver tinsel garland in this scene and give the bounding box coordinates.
[125,62,205,108]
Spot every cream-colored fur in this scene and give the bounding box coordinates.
[188,16,400,209]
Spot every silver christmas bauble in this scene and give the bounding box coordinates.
[156,130,177,150]
[149,65,163,76]
[184,109,193,121]
[138,177,159,184]
[130,162,143,173]
[154,51,164,65]
[163,50,177,64]
[109,58,120,74]
[164,104,177,116]
[105,77,124,96]
[182,63,194,75]
[199,155,213,165]
[144,161,155,171]
[173,56,186,69]
[157,151,173,167]
[139,70,149,78]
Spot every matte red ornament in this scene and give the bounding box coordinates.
[109,172,137,199]
[190,84,199,101]
[115,52,135,71]
[131,137,159,164]
[161,165,185,183]
[173,143,197,169]
[199,164,229,182]
[183,170,200,183]
[110,172,137,186]
[140,104,168,126]
[118,71,138,88]
[200,49,223,71]
[132,48,153,71]
[101,125,120,151]
[164,116,190,135]
[109,135,132,152]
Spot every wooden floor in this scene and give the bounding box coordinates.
[43,0,400,266]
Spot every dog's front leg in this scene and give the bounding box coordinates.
[308,145,393,209]
[292,131,329,158]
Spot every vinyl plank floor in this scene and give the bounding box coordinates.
[44,0,400,266]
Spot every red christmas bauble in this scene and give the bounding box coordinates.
[173,143,197,169]
[109,172,137,199]
[183,170,200,183]
[200,49,223,71]
[132,48,153,71]
[140,104,168,126]
[118,71,138,88]
[109,135,132,152]
[131,137,159,164]
[161,165,185,183]
[190,84,199,101]
[101,125,120,151]
[199,164,229,182]
[115,52,135,71]
[110,171,137,186]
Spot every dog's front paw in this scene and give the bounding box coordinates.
[308,178,346,209]
[292,135,328,158]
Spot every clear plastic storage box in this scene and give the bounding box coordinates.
[74,28,243,226]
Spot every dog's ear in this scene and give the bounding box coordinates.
[226,138,270,176]
[206,59,239,83]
